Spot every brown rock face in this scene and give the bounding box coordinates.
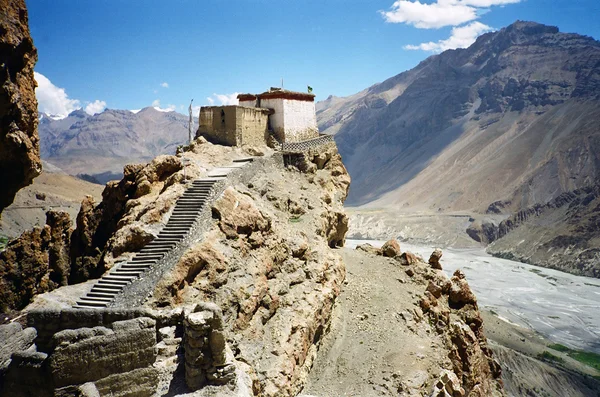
[380,239,401,257]
[150,144,350,396]
[419,267,503,397]
[212,187,271,239]
[70,155,182,283]
[0,0,41,214]
[429,248,443,269]
[0,211,72,312]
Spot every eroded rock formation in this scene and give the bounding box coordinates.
[0,211,72,312]
[0,0,41,214]
[148,142,350,396]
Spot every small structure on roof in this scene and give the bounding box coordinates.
[196,87,319,147]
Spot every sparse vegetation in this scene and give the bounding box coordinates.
[289,216,302,223]
[0,235,8,251]
[548,344,600,371]
[538,351,565,364]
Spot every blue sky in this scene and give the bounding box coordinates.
[27,0,600,118]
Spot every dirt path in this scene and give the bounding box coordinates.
[301,248,449,396]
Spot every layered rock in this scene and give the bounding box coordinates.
[0,0,41,214]
[0,211,72,312]
[486,182,600,278]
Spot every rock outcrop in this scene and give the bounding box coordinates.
[419,260,504,396]
[148,141,350,396]
[0,211,72,312]
[0,0,41,214]
[485,182,600,278]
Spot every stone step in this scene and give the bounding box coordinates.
[233,157,253,163]
[80,295,113,303]
[111,270,142,277]
[94,281,125,290]
[91,286,122,294]
[143,244,176,249]
[137,251,169,257]
[88,291,117,299]
[98,279,129,286]
[119,264,152,272]
[133,253,164,258]
[74,301,107,308]
[102,274,136,281]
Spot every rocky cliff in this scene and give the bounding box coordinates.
[0,0,41,214]
[0,137,507,396]
[485,181,600,278]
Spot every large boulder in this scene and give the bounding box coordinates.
[380,239,401,257]
[0,0,41,214]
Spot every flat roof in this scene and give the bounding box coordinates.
[238,88,315,102]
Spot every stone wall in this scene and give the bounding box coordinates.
[2,313,160,397]
[197,106,270,147]
[0,307,240,396]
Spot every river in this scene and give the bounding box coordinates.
[345,239,600,354]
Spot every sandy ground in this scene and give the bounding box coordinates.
[301,248,450,396]
[0,170,103,238]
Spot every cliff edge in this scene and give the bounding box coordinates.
[0,0,41,214]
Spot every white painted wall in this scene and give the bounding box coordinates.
[240,96,318,142]
[281,99,318,142]
[260,98,285,134]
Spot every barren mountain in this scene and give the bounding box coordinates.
[319,21,600,212]
[39,107,191,184]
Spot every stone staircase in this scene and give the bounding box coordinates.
[74,177,224,309]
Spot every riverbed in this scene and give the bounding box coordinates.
[345,239,600,354]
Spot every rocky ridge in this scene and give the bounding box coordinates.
[485,181,600,278]
[0,0,41,214]
[304,242,504,397]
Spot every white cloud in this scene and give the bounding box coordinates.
[381,1,476,29]
[34,72,81,118]
[34,72,107,119]
[151,99,176,112]
[404,21,494,52]
[381,0,521,29]
[160,82,169,88]
[84,100,106,115]
[206,93,240,106]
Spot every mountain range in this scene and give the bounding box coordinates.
[317,21,600,277]
[318,21,600,212]
[39,107,191,184]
